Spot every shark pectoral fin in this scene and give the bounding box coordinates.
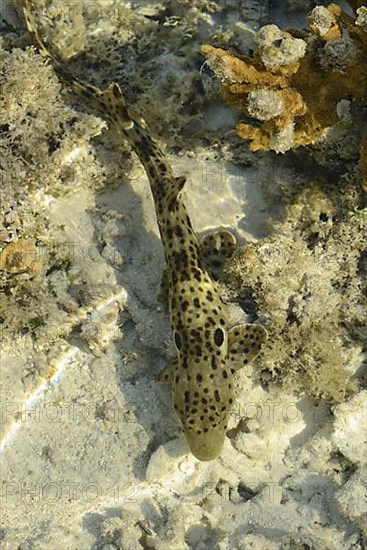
[227,324,268,372]
[157,267,169,306]
[157,357,178,385]
[200,230,237,280]
[200,230,237,256]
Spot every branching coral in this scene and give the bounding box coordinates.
[200,3,367,189]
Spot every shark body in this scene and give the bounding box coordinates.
[22,0,268,460]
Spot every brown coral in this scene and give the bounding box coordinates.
[200,3,367,188]
[0,239,40,274]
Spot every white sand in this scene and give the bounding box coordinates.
[1,1,366,548]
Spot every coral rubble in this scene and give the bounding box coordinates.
[224,184,366,402]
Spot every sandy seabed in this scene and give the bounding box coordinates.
[0,1,366,548]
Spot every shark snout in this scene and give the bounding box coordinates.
[184,426,226,461]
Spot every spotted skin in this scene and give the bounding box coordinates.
[200,230,237,280]
[22,0,268,460]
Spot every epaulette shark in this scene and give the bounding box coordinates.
[22,0,268,460]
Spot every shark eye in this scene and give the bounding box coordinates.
[214,328,224,346]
